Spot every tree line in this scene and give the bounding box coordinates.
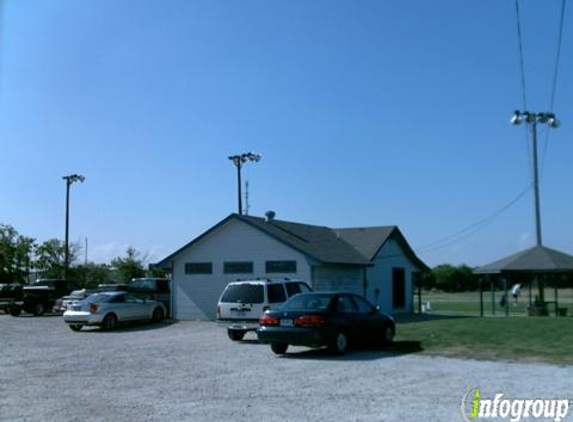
[0,224,166,288]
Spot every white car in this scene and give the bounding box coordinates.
[63,291,166,331]
[53,289,96,315]
[216,278,311,341]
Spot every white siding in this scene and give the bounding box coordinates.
[312,265,364,295]
[366,239,417,314]
[172,219,312,320]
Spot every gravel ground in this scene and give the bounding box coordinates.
[1,315,572,422]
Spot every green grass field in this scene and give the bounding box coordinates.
[414,288,573,317]
[394,289,573,364]
[394,316,573,365]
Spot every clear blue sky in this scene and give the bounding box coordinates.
[1,0,571,267]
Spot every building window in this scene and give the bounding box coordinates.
[224,261,253,274]
[392,267,406,309]
[266,260,297,273]
[185,262,212,275]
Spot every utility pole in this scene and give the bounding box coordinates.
[228,152,261,215]
[62,174,85,280]
[510,111,560,246]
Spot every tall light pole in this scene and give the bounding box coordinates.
[511,111,560,246]
[62,174,85,280]
[228,152,261,215]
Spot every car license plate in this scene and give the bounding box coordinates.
[232,311,246,317]
[280,319,293,327]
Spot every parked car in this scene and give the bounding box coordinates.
[9,279,79,316]
[216,278,312,341]
[257,292,395,355]
[126,278,171,317]
[63,291,166,331]
[52,289,96,315]
[0,283,23,315]
[97,284,128,292]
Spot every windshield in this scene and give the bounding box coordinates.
[281,293,333,311]
[220,284,264,304]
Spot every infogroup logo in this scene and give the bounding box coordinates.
[461,388,571,422]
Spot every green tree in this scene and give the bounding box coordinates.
[433,264,478,292]
[111,247,146,283]
[0,225,35,283]
[34,239,80,279]
[70,263,113,289]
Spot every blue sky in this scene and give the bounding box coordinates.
[0,0,571,267]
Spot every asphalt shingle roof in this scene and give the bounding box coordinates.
[237,215,373,265]
[475,245,573,274]
[156,213,427,270]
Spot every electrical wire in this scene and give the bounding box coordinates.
[540,0,568,176]
[416,185,532,254]
[514,0,528,111]
[514,0,534,182]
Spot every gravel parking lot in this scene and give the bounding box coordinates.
[1,315,572,422]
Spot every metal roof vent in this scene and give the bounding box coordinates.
[265,211,276,222]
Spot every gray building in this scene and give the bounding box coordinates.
[156,213,428,320]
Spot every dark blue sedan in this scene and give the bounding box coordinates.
[257,292,395,355]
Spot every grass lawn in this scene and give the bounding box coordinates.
[414,288,573,317]
[394,316,573,365]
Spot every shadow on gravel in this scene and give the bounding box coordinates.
[78,320,178,333]
[278,341,423,361]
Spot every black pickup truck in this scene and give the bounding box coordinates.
[0,283,24,315]
[9,279,79,316]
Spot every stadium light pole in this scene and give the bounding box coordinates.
[62,174,85,280]
[228,152,261,215]
[510,111,560,246]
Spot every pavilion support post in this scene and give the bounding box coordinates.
[554,275,559,317]
[503,278,509,317]
[479,277,484,317]
[491,280,496,316]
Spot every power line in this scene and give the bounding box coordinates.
[514,0,528,110]
[417,185,532,254]
[541,0,568,176]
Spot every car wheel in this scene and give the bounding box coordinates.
[271,343,288,355]
[101,313,117,331]
[328,331,348,355]
[9,307,21,317]
[152,307,165,322]
[227,329,245,341]
[69,324,83,332]
[34,303,45,316]
[383,325,395,345]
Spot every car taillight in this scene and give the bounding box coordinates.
[259,314,279,326]
[89,303,99,313]
[294,315,326,327]
[216,306,221,318]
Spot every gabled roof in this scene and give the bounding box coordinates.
[156,213,428,270]
[237,215,370,265]
[474,245,573,274]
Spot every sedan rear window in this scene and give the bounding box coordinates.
[220,284,264,304]
[86,294,112,303]
[281,294,333,311]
